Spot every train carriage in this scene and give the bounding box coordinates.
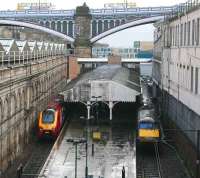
[137,105,160,143]
[37,99,65,139]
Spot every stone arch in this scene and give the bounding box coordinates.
[51,72,55,87]
[15,90,22,155]
[110,20,114,28]
[92,20,97,37]
[51,21,56,30]
[45,21,50,28]
[10,92,17,117]
[9,92,17,160]
[3,97,10,167]
[57,21,61,32]
[115,20,120,26]
[98,20,103,34]
[22,88,27,109]
[104,20,108,31]
[0,97,3,125]
[63,21,67,34]
[39,21,44,26]
[121,19,126,25]
[16,90,21,112]
[4,96,10,121]
[68,21,73,37]
[33,82,37,102]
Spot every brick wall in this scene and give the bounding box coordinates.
[108,55,121,65]
[68,56,80,80]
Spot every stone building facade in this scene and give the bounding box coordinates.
[0,55,69,174]
[153,6,200,176]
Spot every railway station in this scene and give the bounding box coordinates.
[37,64,140,178]
[1,1,200,178]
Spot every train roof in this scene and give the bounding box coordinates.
[139,104,155,111]
[139,117,155,123]
[47,101,61,109]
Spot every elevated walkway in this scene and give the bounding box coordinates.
[60,65,141,120]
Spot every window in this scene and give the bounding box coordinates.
[197,18,200,46]
[184,22,187,46]
[42,109,55,123]
[181,24,183,46]
[188,21,191,46]
[195,68,198,94]
[192,19,195,46]
[191,66,194,92]
[177,25,180,46]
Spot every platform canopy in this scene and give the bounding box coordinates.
[60,65,141,103]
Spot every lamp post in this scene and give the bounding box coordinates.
[66,138,86,178]
[85,101,92,178]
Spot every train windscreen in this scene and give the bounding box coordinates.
[139,109,154,119]
[42,109,55,123]
[139,122,153,129]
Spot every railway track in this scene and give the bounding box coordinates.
[20,118,70,178]
[21,140,54,178]
[137,142,162,178]
[137,141,191,178]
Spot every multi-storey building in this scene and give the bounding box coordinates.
[133,41,153,58]
[92,43,135,58]
[153,4,200,175]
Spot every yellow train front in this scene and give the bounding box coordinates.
[37,102,63,139]
[137,106,160,143]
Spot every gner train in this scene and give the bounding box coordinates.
[37,100,65,139]
[137,105,160,143]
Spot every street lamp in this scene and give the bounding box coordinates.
[66,138,86,178]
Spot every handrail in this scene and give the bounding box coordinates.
[0,6,176,17]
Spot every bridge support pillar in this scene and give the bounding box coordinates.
[74,3,92,58]
[109,101,113,120]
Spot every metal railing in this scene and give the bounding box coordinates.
[0,6,176,18]
[165,0,200,20]
[0,50,68,67]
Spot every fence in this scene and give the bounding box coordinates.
[165,0,200,20]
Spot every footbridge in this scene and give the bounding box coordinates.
[60,65,141,120]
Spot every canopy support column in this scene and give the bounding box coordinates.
[87,101,91,120]
[109,101,113,120]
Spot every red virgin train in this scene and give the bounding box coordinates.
[37,98,65,139]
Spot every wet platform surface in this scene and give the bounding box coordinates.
[39,120,136,178]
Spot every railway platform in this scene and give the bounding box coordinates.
[39,119,136,178]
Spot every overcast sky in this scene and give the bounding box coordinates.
[0,0,187,47]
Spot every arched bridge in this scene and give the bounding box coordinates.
[0,16,163,43]
[0,4,181,39]
[0,20,75,43]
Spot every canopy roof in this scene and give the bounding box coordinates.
[61,65,141,103]
[0,39,19,53]
[16,40,31,52]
